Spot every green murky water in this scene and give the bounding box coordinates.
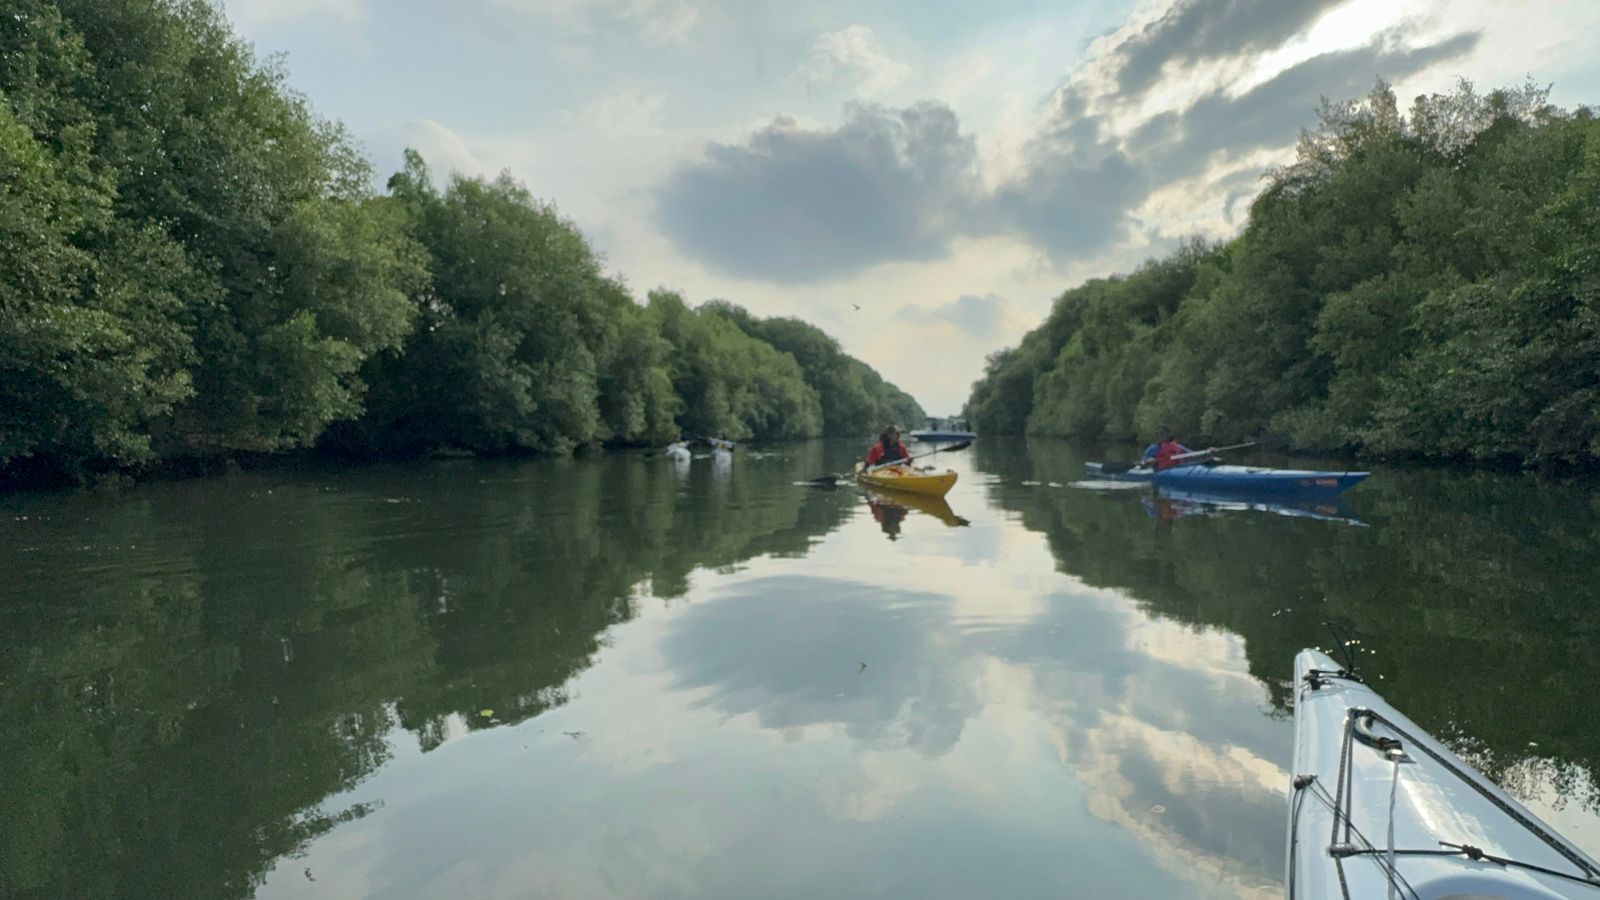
[3,440,1598,898]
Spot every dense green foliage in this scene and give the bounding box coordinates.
[0,1,920,486]
[967,80,1600,467]
[701,301,926,436]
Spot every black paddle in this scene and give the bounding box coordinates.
[805,440,973,486]
[1098,440,1262,475]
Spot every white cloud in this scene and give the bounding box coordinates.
[798,25,912,98]
[490,0,702,44]
[938,51,996,106]
[224,0,364,29]
[389,120,498,180]
[575,89,669,135]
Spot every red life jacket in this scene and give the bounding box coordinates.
[867,441,910,467]
[1153,439,1190,470]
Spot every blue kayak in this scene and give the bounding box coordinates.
[1085,461,1368,496]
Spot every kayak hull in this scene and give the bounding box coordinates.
[856,464,957,498]
[1086,462,1368,496]
[1289,649,1600,899]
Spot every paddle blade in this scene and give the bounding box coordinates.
[1099,462,1140,475]
[804,474,843,486]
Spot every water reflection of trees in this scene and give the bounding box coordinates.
[0,446,852,899]
[979,439,1600,813]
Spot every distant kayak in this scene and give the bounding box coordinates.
[908,428,976,443]
[1085,462,1368,496]
[855,463,957,497]
[1289,648,1600,899]
[663,443,691,462]
[909,418,975,443]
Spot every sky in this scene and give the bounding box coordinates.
[224,0,1600,415]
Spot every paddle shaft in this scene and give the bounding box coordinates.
[1103,440,1260,475]
[1162,440,1258,466]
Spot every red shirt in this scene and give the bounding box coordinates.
[1153,439,1191,470]
[867,441,910,466]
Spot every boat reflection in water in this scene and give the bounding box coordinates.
[1142,487,1367,527]
[863,485,971,539]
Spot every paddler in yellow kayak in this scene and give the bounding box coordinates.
[865,425,911,468]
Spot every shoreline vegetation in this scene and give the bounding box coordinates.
[0,1,922,491]
[964,80,1600,472]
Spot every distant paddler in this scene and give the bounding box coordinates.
[1141,425,1192,470]
[865,425,911,468]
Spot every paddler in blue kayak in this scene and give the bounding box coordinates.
[1141,425,1191,470]
[866,425,911,468]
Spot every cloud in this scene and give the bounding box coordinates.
[654,101,982,282]
[224,0,364,29]
[1111,0,1349,97]
[1128,29,1482,176]
[994,144,1150,261]
[894,294,1016,339]
[797,25,911,98]
[388,120,498,180]
[994,28,1480,258]
[491,0,700,44]
[655,21,1481,284]
[576,89,668,135]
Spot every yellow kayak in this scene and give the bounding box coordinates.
[855,463,958,497]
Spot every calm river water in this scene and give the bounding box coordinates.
[3,439,1598,898]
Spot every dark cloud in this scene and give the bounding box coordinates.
[1131,30,1482,175]
[991,30,1479,259]
[994,147,1150,262]
[894,294,1011,338]
[1113,0,1349,98]
[655,28,1481,277]
[1215,168,1267,224]
[655,101,980,282]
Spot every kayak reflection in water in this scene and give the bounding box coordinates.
[866,425,911,468]
[866,497,909,540]
[1141,495,1186,526]
[1141,424,1192,470]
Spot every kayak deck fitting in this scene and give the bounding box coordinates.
[1086,462,1368,496]
[1288,648,1600,899]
